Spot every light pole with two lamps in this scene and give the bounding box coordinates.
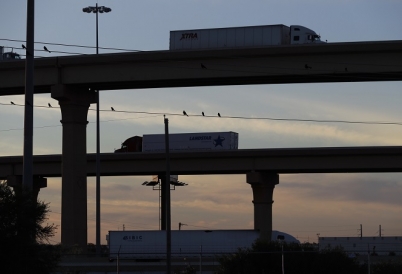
[82,3,111,255]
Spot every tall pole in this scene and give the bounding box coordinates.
[281,243,285,274]
[164,117,171,274]
[23,0,35,191]
[82,3,110,256]
[95,2,101,256]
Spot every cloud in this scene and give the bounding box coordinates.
[279,173,402,206]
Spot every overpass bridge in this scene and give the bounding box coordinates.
[2,147,402,178]
[1,40,402,95]
[1,40,402,248]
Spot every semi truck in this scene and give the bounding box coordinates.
[107,230,299,259]
[108,230,260,259]
[170,24,324,51]
[0,46,21,61]
[115,132,239,153]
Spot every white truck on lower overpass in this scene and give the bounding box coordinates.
[170,24,324,51]
[115,132,239,153]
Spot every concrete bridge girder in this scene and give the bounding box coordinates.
[1,41,402,96]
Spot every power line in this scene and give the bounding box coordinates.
[0,38,143,53]
[1,102,402,128]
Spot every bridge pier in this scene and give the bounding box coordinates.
[247,172,279,241]
[51,84,96,249]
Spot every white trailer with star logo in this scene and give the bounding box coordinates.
[142,132,238,152]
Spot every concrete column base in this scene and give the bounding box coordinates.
[247,172,279,241]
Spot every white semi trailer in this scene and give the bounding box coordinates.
[170,24,324,51]
[115,132,239,153]
[108,230,259,259]
[142,131,239,152]
[107,230,299,259]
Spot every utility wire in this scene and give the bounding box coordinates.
[1,102,402,127]
[0,38,143,52]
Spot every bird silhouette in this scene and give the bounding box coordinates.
[202,112,205,116]
[218,113,221,117]
[183,110,188,116]
[201,63,207,69]
[22,44,31,56]
[111,107,115,111]
[10,101,15,105]
[48,103,52,107]
[304,64,312,69]
[44,46,51,53]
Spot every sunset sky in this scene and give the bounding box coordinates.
[1,0,401,244]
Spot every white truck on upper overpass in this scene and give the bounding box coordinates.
[170,24,324,50]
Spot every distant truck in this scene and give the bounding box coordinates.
[107,230,260,259]
[107,230,299,259]
[0,46,21,61]
[115,132,239,153]
[170,24,324,51]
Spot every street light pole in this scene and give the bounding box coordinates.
[82,4,111,256]
[23,0,35,192]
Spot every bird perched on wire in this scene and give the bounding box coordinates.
[44,46,51,53]
[111,107,115,111]
[10,101,15,105]
[22,44,31,56]
[183,110,188,116]
[48,103,52,107]
[218,113,221,117]
[202,112,205,116]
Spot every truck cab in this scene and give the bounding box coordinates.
[2,52,21,60]
[0,47,21,61]
[290,25,324,44]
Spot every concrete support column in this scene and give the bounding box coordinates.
[51,85,96,249]
[247,172,279,241]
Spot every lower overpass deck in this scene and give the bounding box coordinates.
[1,146,402,179]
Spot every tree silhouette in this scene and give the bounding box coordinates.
[0,181,59,273]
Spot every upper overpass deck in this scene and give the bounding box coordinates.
[1,40,401,96]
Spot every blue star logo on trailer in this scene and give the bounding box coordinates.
[213,135,226,147]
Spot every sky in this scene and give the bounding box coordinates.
[1,0,402,245]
